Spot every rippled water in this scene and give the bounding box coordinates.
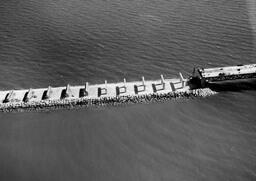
[0,0,256,180]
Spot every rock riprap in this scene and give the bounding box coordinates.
[0,88,217,112]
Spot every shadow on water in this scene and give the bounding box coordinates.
[207,79,256,92]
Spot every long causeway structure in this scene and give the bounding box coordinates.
[0,64,255,112]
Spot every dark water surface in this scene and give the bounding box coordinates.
[0,0,256,180]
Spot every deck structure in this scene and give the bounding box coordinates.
[198,64,256,82]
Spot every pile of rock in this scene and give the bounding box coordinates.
[0,88,217,112]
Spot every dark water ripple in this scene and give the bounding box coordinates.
[0,0,256,180]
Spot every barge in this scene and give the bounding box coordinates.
[189,64,256,88]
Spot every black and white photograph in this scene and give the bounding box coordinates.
[0,0,255,180]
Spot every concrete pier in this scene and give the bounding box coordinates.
[63,84,73,98]
[24,88,33,102]
[0,76,193,110]
[116,78,127,96]
[179,72,186,88]
[152,75,166,93]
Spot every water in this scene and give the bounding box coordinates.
[0,0,256,180]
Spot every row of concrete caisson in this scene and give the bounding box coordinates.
[0,88,216,112]
[1,74,187,103]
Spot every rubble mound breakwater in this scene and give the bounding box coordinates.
[1,64,254,112]
[0,75,218,112]
[0,88,216,112]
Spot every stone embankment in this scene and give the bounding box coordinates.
[0,88,216,112]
